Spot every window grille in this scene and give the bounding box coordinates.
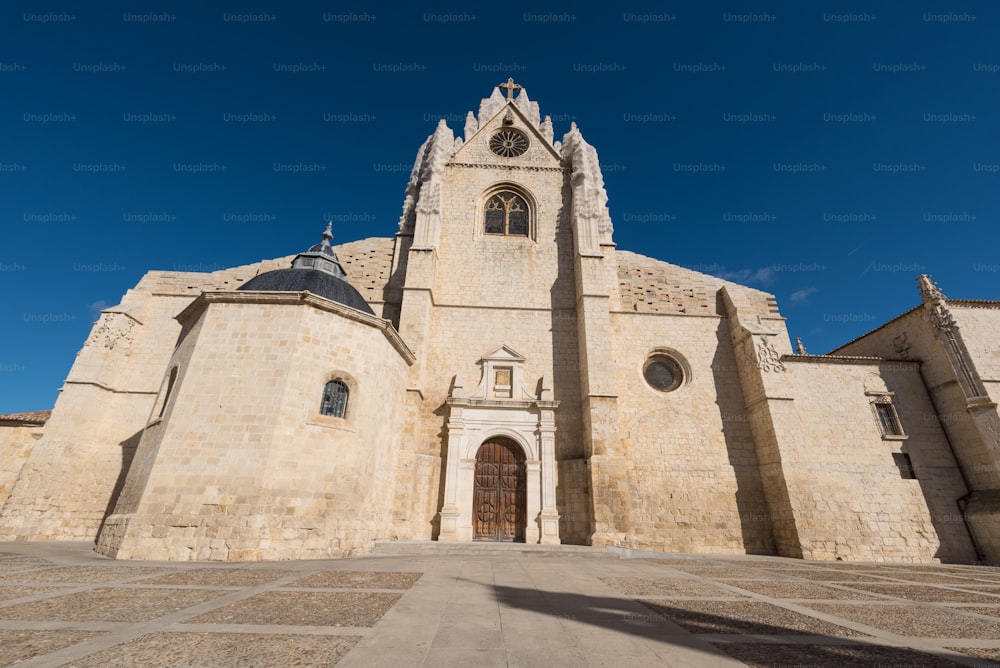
[871,395,904,436]
[484,192,529,236]
[320,380,349,418]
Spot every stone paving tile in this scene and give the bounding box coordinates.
[0,629,104,665]
[721,580,880,600]
[847,583,1000,603]
[727,561,817,570]
[950,647,1000,662]
[188,591,401,627]
[0,565,167,583]
[881,565,984,573]
[946,606,1000,618]
[639,599,865,637]
[0,552,49,562]
[601,577,748,598]
[937,583,1000,592]
[0,585,64,601]
[802,563,891,571]
[805,603,1000,638]
[140,568,300,586]
[0,561,51,575]
[0,587,230,622]
[69,632,360,667]
[952,576,1000,585]
[869,572,996,584]
[768,570,892,582]
[661,567,766,579]
[287,571,422,590]
[715,642,966,667]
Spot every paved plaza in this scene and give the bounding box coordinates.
[0,542,998,667]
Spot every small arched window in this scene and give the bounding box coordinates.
[320,380,349,418]
[484,191,529,236]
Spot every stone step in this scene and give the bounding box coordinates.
[371,540,619,558]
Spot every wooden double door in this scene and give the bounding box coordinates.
[473,438,526,542]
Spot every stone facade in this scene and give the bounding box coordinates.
[1,84,997,563]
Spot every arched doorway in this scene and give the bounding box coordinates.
[473,438,526,542]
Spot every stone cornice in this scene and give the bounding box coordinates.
[446,397,561,410]
[446,161,570,173]
[951,299,1000,309]
[611,310,724,320]
[780,354,920,369]
[178,291,416,365]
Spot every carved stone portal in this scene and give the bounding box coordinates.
[437,345,561,545]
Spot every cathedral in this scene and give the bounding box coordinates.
[1,82,999,564]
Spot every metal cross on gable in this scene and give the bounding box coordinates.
[499,77,522,101]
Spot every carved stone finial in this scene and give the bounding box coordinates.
[464,110,478,140]
[795,337,807,355]
[918,274,946,304]
[499,77,521,101]
[322,221,333,245]
[919,274,957,334]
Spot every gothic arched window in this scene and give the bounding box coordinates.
[484,191,529,236]
[320,380,349,418]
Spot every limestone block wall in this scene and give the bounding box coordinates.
[835,308,1000,493]
[616,251,773,316]
[575,249,627,546]
[772,358,976,563]
[611,311,775,555]
[948,303,1000,562]
[556,458,591,544]
[950,303,1000,404]
[0,424,43,506]
[97,293,411,561]
[433,160,572,311]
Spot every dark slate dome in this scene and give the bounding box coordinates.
[239,269,374,315]
[237,223,375,316]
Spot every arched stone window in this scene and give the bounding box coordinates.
[320,380,349,418]
[870,394,905,438]
[484,191,530,236]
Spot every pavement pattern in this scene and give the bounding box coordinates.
[0,542,998,667]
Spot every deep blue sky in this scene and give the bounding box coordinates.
[1,2,998,412]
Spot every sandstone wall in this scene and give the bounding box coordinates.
[772,357,976,563]
[611,310,775,555]
[97,294,411,561]
[0,424,43,507]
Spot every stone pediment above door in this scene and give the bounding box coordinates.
[451,345,540,402]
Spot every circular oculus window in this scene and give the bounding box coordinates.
[643,355,683,392]
[489,129,529,157]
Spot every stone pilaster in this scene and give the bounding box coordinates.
[721,285,801,558]
[919,275,1000,563]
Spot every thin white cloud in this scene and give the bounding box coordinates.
[88,300,109,318]
[717,266,775,286]
[789,287,818,304]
